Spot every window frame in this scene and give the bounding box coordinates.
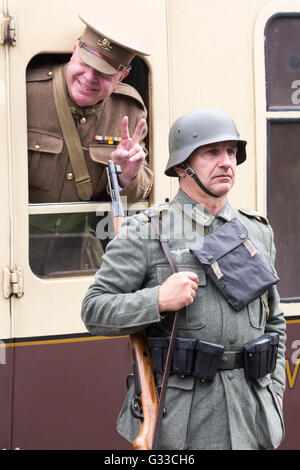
[254,2,300,306]
[27,52,150,279]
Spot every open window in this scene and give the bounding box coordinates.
[26,53,150,278]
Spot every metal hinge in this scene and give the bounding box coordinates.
[0,13,17,46]
[3,267,24,299]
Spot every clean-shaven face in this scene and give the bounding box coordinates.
[188,141,238,197]
[65,45,123,107]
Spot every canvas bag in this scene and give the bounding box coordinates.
[190,218,279,311]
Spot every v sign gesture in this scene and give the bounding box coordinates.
[111,116,147,188]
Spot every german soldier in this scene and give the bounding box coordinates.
[81,109,286,450]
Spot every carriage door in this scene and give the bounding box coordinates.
[1,0,170,449]
[0,7,15,450]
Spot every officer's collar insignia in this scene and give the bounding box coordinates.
[218,204,232,221]
[97,38,113,52]
[94,135,121,145]
[191,205,214,226]
[171,249,190,263]
[70,106,96,119]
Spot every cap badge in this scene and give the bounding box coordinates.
[97,38,112,52]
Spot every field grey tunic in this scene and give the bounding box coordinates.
[82,189,286,450]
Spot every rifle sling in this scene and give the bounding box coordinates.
[148,211,181,451]
[52,64,93,201]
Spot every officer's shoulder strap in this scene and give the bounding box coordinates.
[238,207,269,225]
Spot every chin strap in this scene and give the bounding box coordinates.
[184,165,219,198]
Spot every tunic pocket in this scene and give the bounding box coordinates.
[89,145,115,195]
[89,144,116,164]
[252,376,285,449]
[28,129,63,190]
[155,374,195,450]
[156,264,207,330]
[247,296,267,330]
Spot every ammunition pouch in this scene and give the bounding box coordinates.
[148,333,279,382]
[193,340,224,382]
[243,333,279,380]
[148,336,224,382]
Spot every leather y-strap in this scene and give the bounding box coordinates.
[148,209,181,450]
[52,65,93,200]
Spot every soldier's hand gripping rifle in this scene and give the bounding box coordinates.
[106,160,159,450]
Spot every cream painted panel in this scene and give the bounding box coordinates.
[7,0,170,338]
[167,0,271,207]
[0,1,12,341]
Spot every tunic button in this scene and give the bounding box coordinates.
[48,71,53,76]
[67,173,74,181]
[34,144,40,150]
[80,117,87,124]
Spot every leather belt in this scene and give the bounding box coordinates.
[218,351,244,370]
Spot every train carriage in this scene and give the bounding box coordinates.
[0,0,299,450]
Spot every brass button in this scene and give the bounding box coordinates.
[80,117,87,124]
[34,144,40,150]
[48,71,53,76]
[66,173,74,181]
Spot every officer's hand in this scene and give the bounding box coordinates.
[111,116,146,188]
[158,272,199,312]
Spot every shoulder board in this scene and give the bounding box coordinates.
[143,204,169,220]
[113,82,145,108]
[238,208,269,225]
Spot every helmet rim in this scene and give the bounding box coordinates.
[165,109,247,177]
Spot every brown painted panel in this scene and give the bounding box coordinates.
[10,336,132,450]
[8,320,300,450]
[0,346,13,449]
[279,319,300,450]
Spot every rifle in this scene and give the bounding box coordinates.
[106,160,159,450]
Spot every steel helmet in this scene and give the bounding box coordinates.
[165,109,247,177]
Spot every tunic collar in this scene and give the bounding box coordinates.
[172,188,233,228]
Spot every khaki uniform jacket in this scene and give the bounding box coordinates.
[81,189,286,450]
[27,63,153,203]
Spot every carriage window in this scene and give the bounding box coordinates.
[266,15,300,109]
[29,211,107,278]
[29,206,143,278]
[265,15,300,301]
[267,120,300,300]
[27,53,150,278]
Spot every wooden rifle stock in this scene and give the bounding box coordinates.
[106,161,159,450]
[129,331,159,450]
